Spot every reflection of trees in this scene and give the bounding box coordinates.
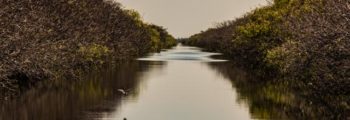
[79,60,166,119]
[0,61,166,120]
[208,62,349,120]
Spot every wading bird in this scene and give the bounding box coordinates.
[117,89,130,95]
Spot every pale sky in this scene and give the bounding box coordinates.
[117,0,268,38]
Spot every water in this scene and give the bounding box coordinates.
[0,45,342,120]
[105,45,250,120]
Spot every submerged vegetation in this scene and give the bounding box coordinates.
[0,0,176,100]
[184,0,349,118]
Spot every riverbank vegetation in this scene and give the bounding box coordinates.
[182,0,350,119]
[184,0,349,117]
[0,0,176,100]
[1,61,153,120]
[210,62,349,119]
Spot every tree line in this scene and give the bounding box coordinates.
[183,0,349,118]
[0,0,176,100]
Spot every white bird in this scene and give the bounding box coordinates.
[117,89,128,95]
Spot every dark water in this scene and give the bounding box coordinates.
[0,45,347,120]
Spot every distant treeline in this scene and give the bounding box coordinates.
[0,0,176,99]
[184,0,349,94]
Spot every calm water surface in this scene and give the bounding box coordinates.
[106,45,251,120]
[1,45,334,120]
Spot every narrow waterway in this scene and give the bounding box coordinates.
[1,45,333,120]
[97,45,251,120]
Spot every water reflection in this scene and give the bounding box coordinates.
[138,45,227,62]
[1,45,348,120]
[96,45,251,120]
[208,62,350,119]
[0,61,165,120]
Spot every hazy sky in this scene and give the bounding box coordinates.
[118,0,268,38]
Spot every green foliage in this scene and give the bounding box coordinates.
[164,36,177,48]
[237,21,271,38]
[273,0,291,6]
[124,9,144,27]
[235,4,287,46]
[184,0,350,93]
[78,44,110,62]
[186,34,202,46]
[148,27,161,52]
[0,0,176,99]
[264,39,302,73]
[146,24,177,52]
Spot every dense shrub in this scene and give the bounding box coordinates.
[148,24,177,50]
[0,0,176,99]
[78,44,110,63]
[282,0,350,94]
[209,62,349,119]
[184,0,349,93]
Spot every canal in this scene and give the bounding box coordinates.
[0,45,334,120]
